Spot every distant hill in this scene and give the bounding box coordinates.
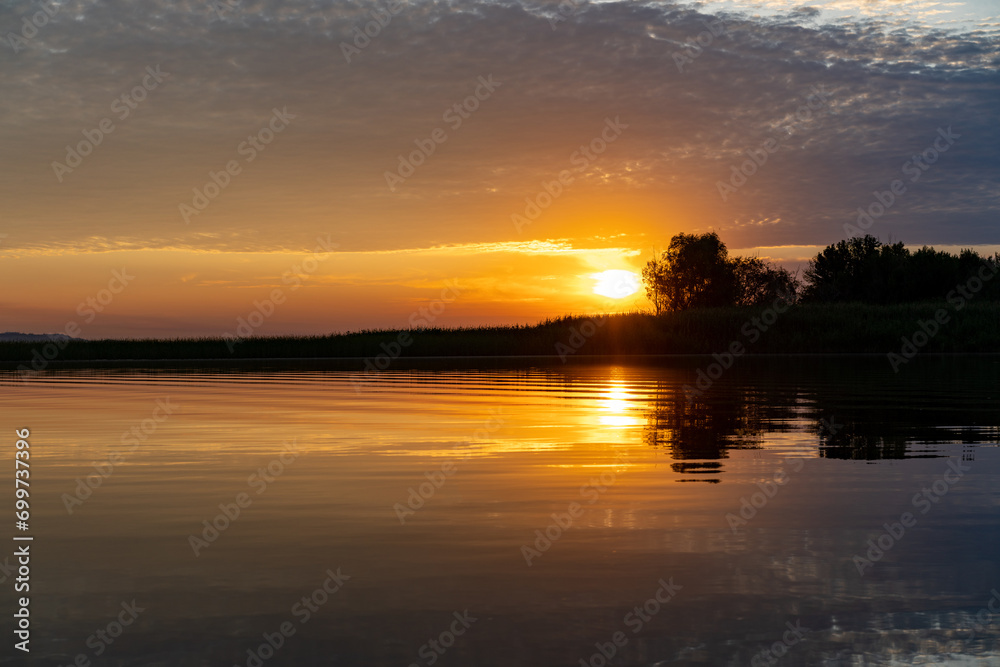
[0,332,86,343]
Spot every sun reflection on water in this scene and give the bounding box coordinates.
[597,381,643,428]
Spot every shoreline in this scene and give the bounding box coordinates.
[2,302,999,368]
[3,352,1000,373]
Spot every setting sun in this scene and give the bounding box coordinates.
[591,270,641,299]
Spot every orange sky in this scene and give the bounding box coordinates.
[2,0,997,338]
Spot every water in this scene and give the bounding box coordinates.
[2,357,999,666]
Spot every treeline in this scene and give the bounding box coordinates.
[802,235,999,303]
[1,304,997,366]
[643,233,1000,311]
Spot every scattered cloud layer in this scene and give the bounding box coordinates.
[1,0,997,254]
[0,0,997,333]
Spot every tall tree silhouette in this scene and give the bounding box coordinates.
[643,232,798,312]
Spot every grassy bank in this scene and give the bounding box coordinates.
[1,302,998,365]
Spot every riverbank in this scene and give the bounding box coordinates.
[1,302,997,366]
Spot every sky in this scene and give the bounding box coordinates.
[1,0,998,338]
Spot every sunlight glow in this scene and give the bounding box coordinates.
[591,270,640,299]
[598,382,642,427]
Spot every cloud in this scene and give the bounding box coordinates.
[0,0,996,257]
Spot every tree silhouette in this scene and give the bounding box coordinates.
[645,231,999,310]
[730,256,800,306]
[642,232,798,312]
[642,254,668,315]
[802,234,1000,303]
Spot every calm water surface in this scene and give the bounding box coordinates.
[2,357,999,666]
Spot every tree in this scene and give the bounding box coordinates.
[802,235,1000,303]
[730,256,800,306]
[642,253,669,315]
[802,235,884,302]
[642,232,798,313]
[655,232,736,312]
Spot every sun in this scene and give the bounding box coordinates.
[591,270,640,299]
